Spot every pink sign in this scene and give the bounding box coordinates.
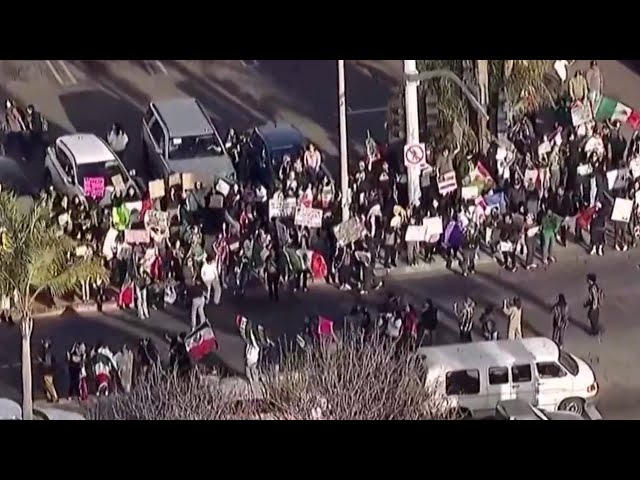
[84,177,105,199]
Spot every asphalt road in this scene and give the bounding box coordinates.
[1,244,640,419]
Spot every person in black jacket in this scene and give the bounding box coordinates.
[547,186,575,246]
[420,299,438,346]
[460,224,479,276]
[25,104,46,163]
[264,248,281,302]
[507,178,526,213]
[589,203,607,256]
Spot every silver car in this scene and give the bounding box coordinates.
[44,133,141,206]
[141,97,237,185]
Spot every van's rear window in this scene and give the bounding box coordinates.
[559,351,579,376]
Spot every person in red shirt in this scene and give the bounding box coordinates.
[401,304,419,351]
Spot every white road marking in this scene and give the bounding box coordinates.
[240,60,259,68]
[45,60,64,86]
[154,60,168,75]
[58,60,77,85]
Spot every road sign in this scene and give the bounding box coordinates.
[404,143,427,169]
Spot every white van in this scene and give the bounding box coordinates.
[418,337,598,416]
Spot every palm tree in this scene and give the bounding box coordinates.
[417,60,555,147]
[0,191,106,420]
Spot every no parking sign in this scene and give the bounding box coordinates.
[404,143,427,169]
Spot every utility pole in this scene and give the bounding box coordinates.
[338,60,350,222]
[403,60,422,207]
[476,60,489,153]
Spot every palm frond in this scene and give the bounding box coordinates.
[0,191,106,316]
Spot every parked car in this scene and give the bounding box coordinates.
[44,133,141,206]
[141,97,237,185]
[418,337,598,417]
[0,398,85,420]
[245,122,334,189]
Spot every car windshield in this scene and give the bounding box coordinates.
[558,351,579,376]
[168,135,223,160]
[76,161,128,189]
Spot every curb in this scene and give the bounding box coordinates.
[33,301,120,319]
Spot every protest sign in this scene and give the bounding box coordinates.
[405,225,427,242]
[209,194,224,209]
[571,101,593,127]
[145,210,169,231]
[149,179,165,199]
[283,198,297,217]
[102,228,119,259]
[438,171,457,195]
[182,173,195,191]
[423,216,443,243]
[611,198,633,223]
[607,168,631,191]
[294,207,323,228]
[333,217,365,244]
[111,174,125,193]
[216,179,231,197]
[168,173,182,187]
[269,198,283,218]
[125,229,150,244]
[84,177,105,199]
[461,185,479,200]
[75,245,88,257]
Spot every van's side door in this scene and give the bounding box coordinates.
[485,366,513,409]
[535,361,570,410]
[510,363,536,404]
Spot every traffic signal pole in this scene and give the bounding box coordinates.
[403,60,422,207]
[338,60,350,222]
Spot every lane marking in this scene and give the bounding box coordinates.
[154,60,168,75]
[240,60,259,68]
[58,60,77,85]
[45,60,64,86]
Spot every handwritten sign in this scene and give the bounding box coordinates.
[125,229,150,244]
[84,177,105,199]
[405,225,427,242]
[269,199,283,218]
[216,179,230,197]
[111,174,125,193]
[423,216,443,243]
[168,173,182,187]
[611,198,633,223]
[182,173,195,191]
[461,185,479,200]
[294,207,323,228]
[148,179,165,199]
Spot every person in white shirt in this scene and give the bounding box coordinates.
[200,255,222,305]
[304,143,322,183]
[245,333,260,384]
[106,123,129,161]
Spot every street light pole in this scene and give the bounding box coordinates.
[404,60,422,207]
[338,60,350,222]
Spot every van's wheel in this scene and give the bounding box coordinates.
[458,407,473,419]
[558,397,585,415]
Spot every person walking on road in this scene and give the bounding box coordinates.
[420,299,439,346]
[201,254,222,305]
[189,277,207,330]
[552,294,570,348]
[584,273,604,340]
[568,70,588,103]
[264,248,281,302]
[454,297,475,343]
[39,339,58,403]
[586,61,603,112]
[504,296,523,340]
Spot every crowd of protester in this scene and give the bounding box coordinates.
[0,61,627,402]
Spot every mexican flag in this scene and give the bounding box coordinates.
[468,161,495,194]
[595,97,640,129]
[185,321,218,362]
